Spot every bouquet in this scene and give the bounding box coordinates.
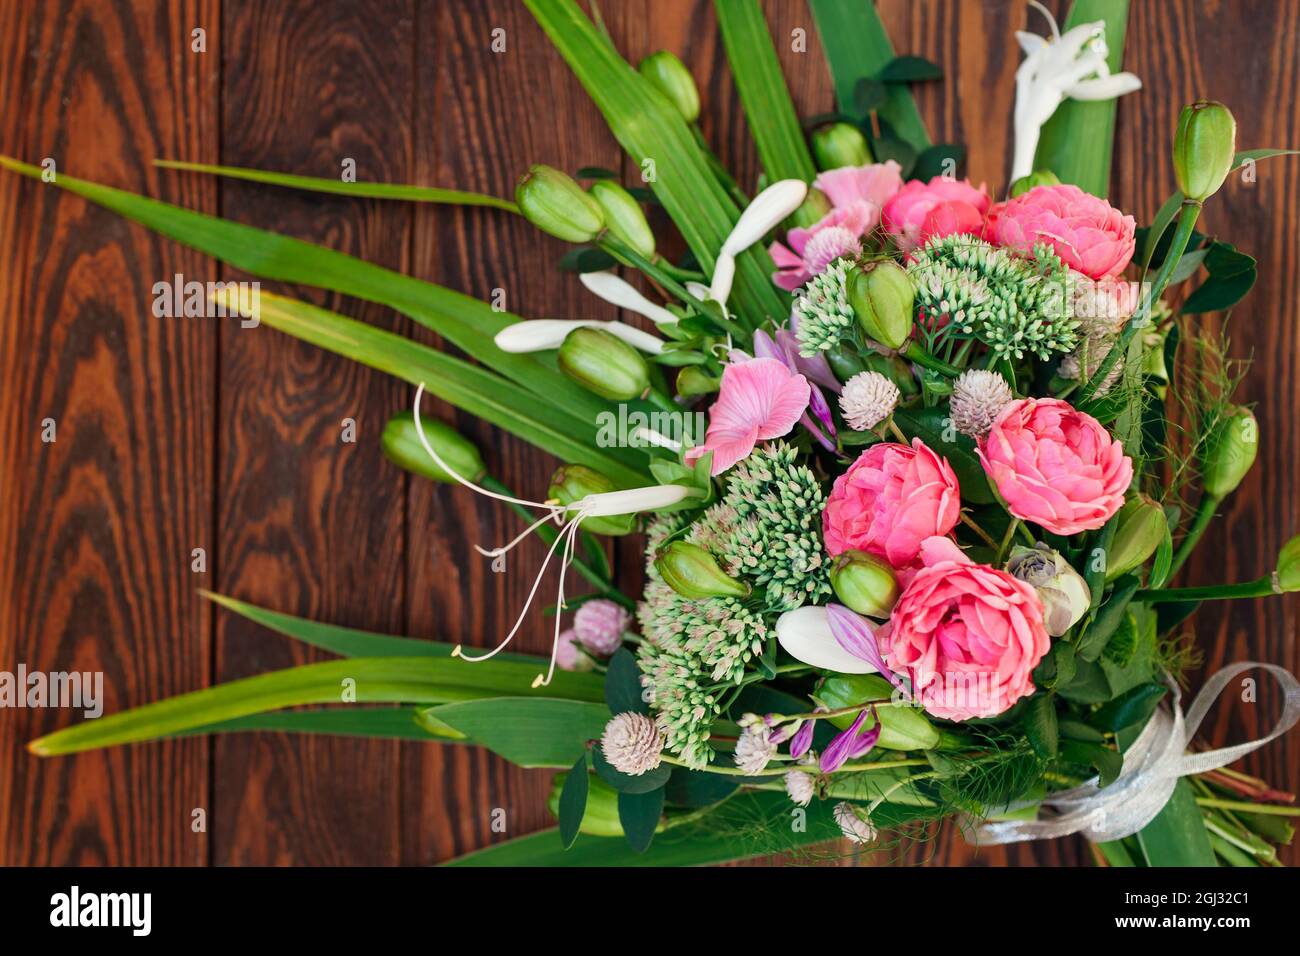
[8,0,1299,867]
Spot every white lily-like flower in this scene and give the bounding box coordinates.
[411,383,690,687]
[709,179,808,305]
[494,318,665,355]
[1011,1,1142,181]
[579,270,679,326]
[774,605,877,675]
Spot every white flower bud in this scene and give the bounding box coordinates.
[579,270,679,326]
[494,318,665,355]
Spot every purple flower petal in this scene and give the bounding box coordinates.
[789,717,816,759]
[778,327,842,394]
[819,709,881,773]
[826,603,908,696]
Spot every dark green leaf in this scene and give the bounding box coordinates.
[1023,693,1059,759]
[1077,575,1139,661]
[852,78,888,115]
[558,755,590,848]
[1166,247,1209,285]
[1156,598,1201,635]
[1136,778,1218,866]
[591,745,672,794]
[879,55,943,83]
[1182,267,1257,313]
[604,648,648,715]
[618,788,666,853]
[576,166,618,180]
[893,407,995,503]
[910,144,966,182]
[1057,656,1113,705]
[558,246,618,273]
[1057,718,1105,742]
[663,767,739,808]
[1060,739,1123,787]
[1090,682,1167,733]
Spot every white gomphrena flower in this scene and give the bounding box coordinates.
[709,180,808,306]
[579,270,680,327]
[410,383,692,688]
[839,371,900,432]
[950,369,1014,439]
[1012,2,1142,180]
[601,712,665,776]
[834,802,878,845]
[785,770,815,808]
[734,714,778,775]
[494,318,664,355]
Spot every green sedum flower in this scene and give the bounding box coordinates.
[793,257,857,356]
[907,235,1079,362]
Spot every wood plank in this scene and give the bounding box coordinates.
[211,0,414,866]
[0,0,217,865]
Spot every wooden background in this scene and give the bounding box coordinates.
[1,0,1297,866]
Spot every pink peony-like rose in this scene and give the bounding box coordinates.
[977,397,1133,535]
[881,176,990,252]
[878,536,1049,721]
[822,440,962,572]
[814,160,904,214]
[984,184,1136,280]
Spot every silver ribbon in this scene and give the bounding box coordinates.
[970,662,1300,845]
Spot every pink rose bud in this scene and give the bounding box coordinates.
[572,599,631,657]
[881,176,990,252]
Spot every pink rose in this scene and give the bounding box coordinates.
[977,397,1133,535]
[881,176,990,252]
[879,537,1049,721]
[984,184,1136,280]
[822,440,962,571]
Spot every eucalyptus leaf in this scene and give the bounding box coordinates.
[592,745,671,794]
[618,788,666,853]
[558,755,590,849]
[605,648,649,716]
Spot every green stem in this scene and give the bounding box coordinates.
[1135,575,1279,603]
[645,387,681,415]
[902,340,960,377]
[481,476,633,609]
[996,518,1021,564]
[1167,492,1221,579]
[1196,798,1300,817]
[600,236,749,340]
[960,513,999,551]
[653,254,705,283]
[1079,200,1202,403]
[658,753,928,778]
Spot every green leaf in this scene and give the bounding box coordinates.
[524,0,789,332]
[1181,243,1258,313]
[893,407,995,503]
[424,697,611,768]
[1140,191,1184,273]
[808,0,930,151]
[1032,0,1130,196]
[911,144,966,182]
[1076,575,1139,661]
[1060,739,1123,787]
[30,657,603,756]
[1090,682,1167,733]
[0,156,655,482]
[558,755,590,848]
[1023,693,1059,759]
[879,55,943,83]
[591,745,671,794]
[1231,147,1300,169]
[1136,778,1218,866]
[184,706,465,741]
[618,788,666,853]
[557,246,618,273]
[713,0,816,183]
[604,648,648,715]
[245,291,651,487]
[154,160,518,211]
[663,767,739,808]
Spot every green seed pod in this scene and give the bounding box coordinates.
[638,51,700,124]
[1173,101,1237,202]
[557,327,650,401]
[1201,405,1258,498]
[548,464,634,537]
[830,550,899,618]
[848,259,915,351]
[515,164,605,242]
[824,346,868,384]
[1276,534,1300,593]
[1105,496,1169,582]
[1008,169,1061,198]
[815,674,940,751]
[862,351,920,397]
[787,187,831,230]
[655,541,749,599]
[547,772,625,837]
[811,122,873,171]
[381,410,485,485]
[588,180,655,259]
[675,365,720,397]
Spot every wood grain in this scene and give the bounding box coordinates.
[1,0,1297,866]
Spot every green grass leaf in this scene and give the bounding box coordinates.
[241,291,650,485]
[1032,1,1131,196]
[524,0,789,332]
[808,0,931,152]
[1137,778,1218,866]
[183,706,466,741]
[714,0,816,183]
[424,698,610,768]
[155,160,518,211]
[30,657,606,756]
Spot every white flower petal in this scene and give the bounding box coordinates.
[494,319,664,354]
[1066,72,1143,101]
[720,179,807,256]
[573,484,693,517]
[579,270,679,326]
[775,606,877,674]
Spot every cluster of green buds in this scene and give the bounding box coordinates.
[655,541,749,599]
[1173,100,1237,203]
[847,259,915,352]
[515,164,654,258]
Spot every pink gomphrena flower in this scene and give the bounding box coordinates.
[573,599,631,657]
[684,357,810,476]
[411,383,692,688]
